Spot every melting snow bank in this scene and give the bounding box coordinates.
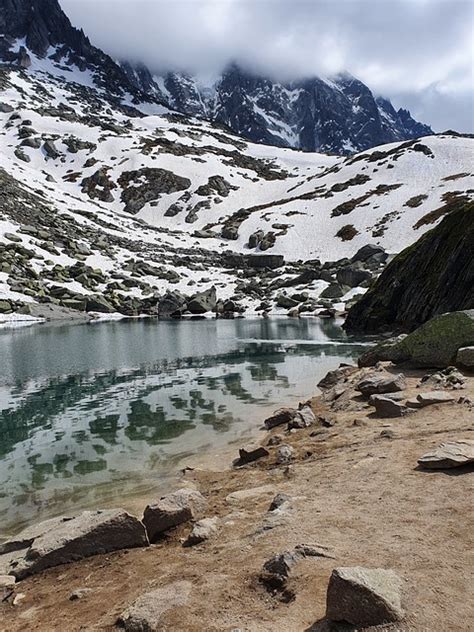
[0,313,45,329]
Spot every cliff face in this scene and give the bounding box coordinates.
[344,202,474,333]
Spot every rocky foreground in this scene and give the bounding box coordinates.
[0,312,473,631]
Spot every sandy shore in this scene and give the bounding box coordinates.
[1,363,473,631]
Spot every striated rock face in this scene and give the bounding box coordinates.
[345,202,474,333]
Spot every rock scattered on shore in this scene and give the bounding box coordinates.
[325,566,404,626]
[142,489,207,542]
[117,581,192,631]
[0,509,148,580]
[417,440,474,469]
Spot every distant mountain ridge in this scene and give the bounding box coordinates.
[121,61,433,154]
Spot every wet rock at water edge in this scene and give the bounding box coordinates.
[288,405,316,429]
[417,440,474,469]
[187,287,217,314]
[236,445,270,466]
[142,489,207,542]
[325,567,404,627]
[264,408,297,429]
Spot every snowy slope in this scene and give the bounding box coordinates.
[0,51,473,319]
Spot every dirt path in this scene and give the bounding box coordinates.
[1,366,473,632]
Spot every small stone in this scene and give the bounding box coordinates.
[276,445,294,464]
[0,575,15,587]
[326,567,404,626]
[288,405,316,429]
[69,587,93,601]
[357,373,406,396]
[183,517,219,546]
[417,440,474,469]
[236,445,269,465]
[267,435,283,446]
[269,493,291,512]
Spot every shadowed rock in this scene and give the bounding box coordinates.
[326,567,404,626]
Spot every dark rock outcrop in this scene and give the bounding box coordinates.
[345,202,474,333]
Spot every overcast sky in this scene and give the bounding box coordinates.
[61,0,474,132]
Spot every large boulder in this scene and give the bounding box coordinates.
[158,291,187,318]
[118,581,192,631]
[345,202,474,333]
[398,310,474,367]
[142,489,207,542]
[187,287,217,314]
[326,567,404,626]
[359,310,474,368]
[0,509,148,579]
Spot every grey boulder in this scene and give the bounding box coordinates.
[356,373,406,396]
[0,509,148,580]
[456,346,474,369]
[326,566,404,626]
[418,440,474,469]
[372,396,412,418]
[183,517,219,547]
[118,581,192,631]
[142,489,207,542]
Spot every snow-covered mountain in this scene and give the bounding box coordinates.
[121,62,433,155]
[0,0,472,322]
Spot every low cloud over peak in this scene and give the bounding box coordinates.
[60,0,474,132]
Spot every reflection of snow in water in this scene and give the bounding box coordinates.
[0,318,369,533]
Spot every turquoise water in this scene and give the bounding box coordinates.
[0,317,368,534]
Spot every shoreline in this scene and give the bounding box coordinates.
[1,360,472,630]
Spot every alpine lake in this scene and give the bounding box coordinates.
[0,317,370,535]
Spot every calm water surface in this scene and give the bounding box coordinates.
[0,317,369,534]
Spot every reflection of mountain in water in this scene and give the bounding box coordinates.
[0,319,368,533]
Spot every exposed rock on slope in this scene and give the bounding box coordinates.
[345,202,474,333]
[127,62,433,154]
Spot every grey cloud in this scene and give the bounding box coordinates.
[60,0,474,131]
